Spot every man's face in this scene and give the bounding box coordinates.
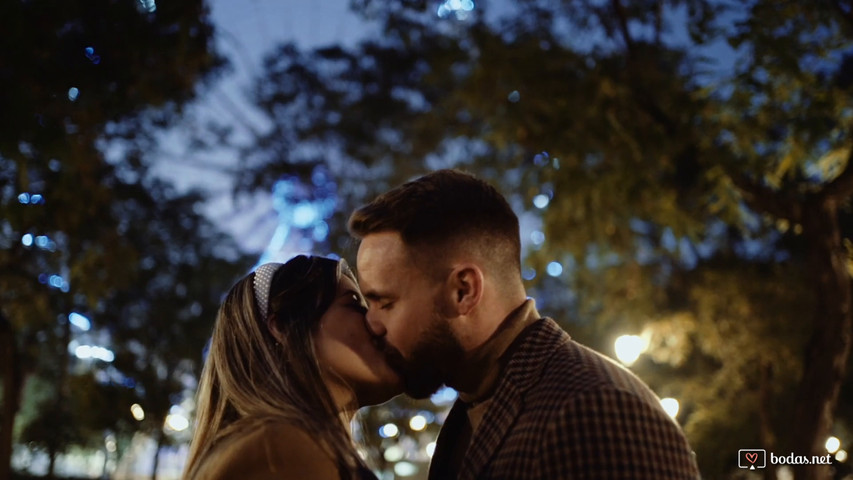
[356,231,465,398]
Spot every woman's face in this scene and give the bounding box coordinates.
[313,273,403,407]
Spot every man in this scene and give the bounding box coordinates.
[349,169,700,479]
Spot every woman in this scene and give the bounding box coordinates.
[183,255,403,480]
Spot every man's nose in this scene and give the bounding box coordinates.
[364,310,387,337]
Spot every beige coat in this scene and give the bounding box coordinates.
[191,423,340,480]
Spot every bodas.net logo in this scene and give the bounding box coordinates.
[738,449,767,470]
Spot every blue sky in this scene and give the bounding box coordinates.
[152,0,376,254]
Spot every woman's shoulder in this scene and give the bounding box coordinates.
[193,421,340,480]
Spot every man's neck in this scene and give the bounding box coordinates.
[448,299,539,401]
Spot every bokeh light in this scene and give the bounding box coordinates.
[74,345,115,362]
[394,461,418,477]
[826,436,841,454]
[437,0,475,19]
[546,261,563,277]
[379,423,399,438]
[660,398,680,419]
[165,413,189,432]
[409,414,428,431]
[430,387,458,406]
[384,445,404,462]
[614,334,647,366]
[68,312,91,331]
[130,404,145,421]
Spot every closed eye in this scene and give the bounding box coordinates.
[349,302,368,314]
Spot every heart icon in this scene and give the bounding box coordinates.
[745,452,758,464]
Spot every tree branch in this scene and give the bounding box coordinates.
[830,0,853,31]
[729,173,798,221]
[610,0,635,55]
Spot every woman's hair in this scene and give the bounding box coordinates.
[183,255,365,479]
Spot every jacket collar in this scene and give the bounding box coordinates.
[457,315,570,480]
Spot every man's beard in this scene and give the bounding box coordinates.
[381,310,465,399]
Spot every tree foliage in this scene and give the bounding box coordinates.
[0,0,232,477]
[242,0,853,477]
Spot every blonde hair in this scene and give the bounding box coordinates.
[183,256,365,479]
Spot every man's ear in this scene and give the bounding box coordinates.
[446,264,483,316]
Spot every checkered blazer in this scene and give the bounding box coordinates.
[429,317,700,480]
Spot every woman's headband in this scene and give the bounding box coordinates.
[253,262,284,319]
[252,256,351,320]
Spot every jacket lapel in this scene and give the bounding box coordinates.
[457,317,570,480]
[428,399,470,480]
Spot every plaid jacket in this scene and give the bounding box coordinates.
[429,317,700,480]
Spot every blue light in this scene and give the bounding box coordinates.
[312,221,329,242]
[311,168,328,187]
[507,90,520,103]
[68,87,79,101]
[69,312,91,331]
[35,236,49,248]
[530,230,545,245]
[291,203,317,228]
[533,151,549,166]
[38,274,48,284]
[21,234,33,247]
[418,410,436,423]
[84,46,101,64]
[437,0,475,17]
[18,193,30,204]
[546,261,563,277]
[533,194,550,209]
[50,275,63,288]
[522,267,536,281]
[30,194,43,204]
[379,423,399,438]
[430,386,458,406]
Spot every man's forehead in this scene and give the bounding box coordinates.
[356,232,409,269]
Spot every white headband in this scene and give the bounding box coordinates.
[253,263,284,318]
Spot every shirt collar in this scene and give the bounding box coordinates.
[453,298,541,404]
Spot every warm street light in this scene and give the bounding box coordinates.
[165,413,189,432]
[409,414,428,431]
[130,404,145,421]
[660,398,680,419]
[826,436,841,454]
[614,335,647,366]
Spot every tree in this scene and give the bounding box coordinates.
[102,179,253,480]
[240,1,853,477]
[0,0,224,476]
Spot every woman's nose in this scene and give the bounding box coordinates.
[364,310,387,337]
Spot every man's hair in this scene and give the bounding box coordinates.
[348,169,521,279]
